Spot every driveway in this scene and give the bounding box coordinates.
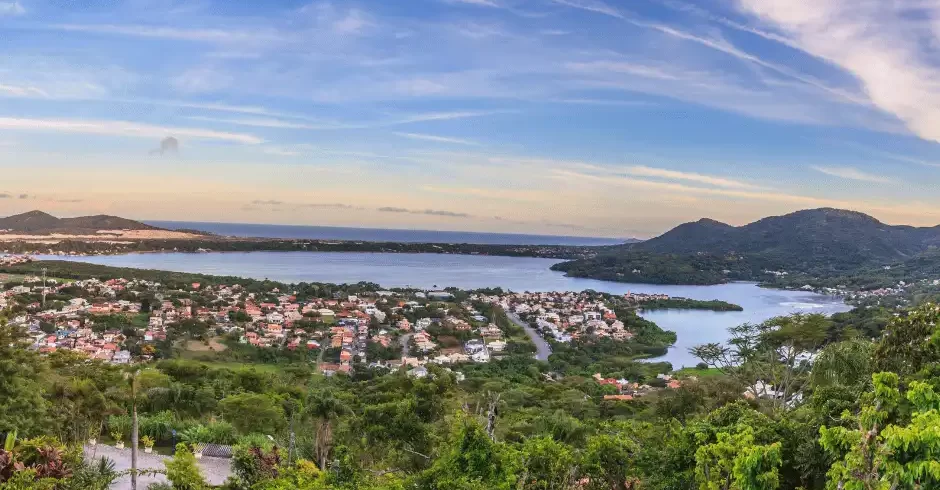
[83,444,232,489]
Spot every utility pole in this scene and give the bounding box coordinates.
[41,267,47,307]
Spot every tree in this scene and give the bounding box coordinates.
[219,393,285,436]
[517,436,574,490]
[694,427,782,490]
[164,444,207,490]
[820,372,940,489]
[420,417,519,490]
[304,390,350,471]
[0,323,49,436]
[873,303,940,376]
[691,314,829,412]
[581,432,638,490]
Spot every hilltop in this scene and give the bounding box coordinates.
[633,208,940,263]
[0,210,160,234]
[552,208,940,285]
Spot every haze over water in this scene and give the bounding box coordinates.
[47,252,850,368]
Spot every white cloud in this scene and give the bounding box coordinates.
[0,1,24,16]
[810,166,895,184]
[389,111,506,125]
[186,115,356,130]
[551,0,623,19]
[331,9,370,34]
[565,61,682,80]
[171,67,233,94]
[393,132,480,145]
[0,83,47,98]
[622,165,764,190]
[0,117,263,144]
[445,0,502,7]
[47,24,283,43]
[734,0,940,143]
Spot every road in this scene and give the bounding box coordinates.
[84,444,232,490]
[507,312,552,361]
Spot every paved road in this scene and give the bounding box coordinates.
[84,444,232,489]
[507,312,552,361]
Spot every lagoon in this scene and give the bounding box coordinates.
[45,251,851,367]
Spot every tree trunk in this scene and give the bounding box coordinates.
[131,377,138,490]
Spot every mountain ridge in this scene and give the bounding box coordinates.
[552,208,940,285]
[0,210,159,234]
[632,207,940,262]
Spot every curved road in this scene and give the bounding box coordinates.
[507,312,552,361]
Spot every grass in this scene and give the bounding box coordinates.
[674,366,725,378]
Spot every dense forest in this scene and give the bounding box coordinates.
[1,260,939,488]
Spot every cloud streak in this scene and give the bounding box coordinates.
[377,207,471,218]
[810,166,895,184]
[0,1,24,16]
[393,132,480,145]
[0,117,263,144]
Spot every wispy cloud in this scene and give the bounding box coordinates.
[734,0,940,143]
[377,207,471,218]
[444,0,503,7]
[187,115,353,130]
[810,166,895,184]
[0,1,24,16]
[46,24,283,43]
[621,165,763,190]
[393,132,480,145]
[0,117,263,144]
[551,0,623,19]
[251,199,358,209]
[387,111,508,125]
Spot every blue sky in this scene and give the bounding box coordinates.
[2,0,940,238]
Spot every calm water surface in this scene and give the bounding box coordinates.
[146,221,626,246]
[47,252,850,368]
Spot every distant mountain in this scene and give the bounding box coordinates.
[633,208,940,263]
[552,208,940,285]
[0,210,159,234]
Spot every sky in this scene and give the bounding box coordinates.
[3,0,940,238]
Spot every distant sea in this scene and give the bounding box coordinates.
[146,221,628,246]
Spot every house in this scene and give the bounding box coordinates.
[408,366,429,378]
[471,350,491,363]
[487,340,507,352]
[340,350,353,362]
[427,291,453,300]
[603,395,634,401]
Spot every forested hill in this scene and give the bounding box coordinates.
[633,208,940,263]
[0,210,159,233]
[552,208,940,285]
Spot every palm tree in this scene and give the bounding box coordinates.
[304,390,350,470]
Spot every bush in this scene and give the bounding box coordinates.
[164,444,207,490]
[139,411,175,443]
[696,362,709,370]
[106,415,131,440]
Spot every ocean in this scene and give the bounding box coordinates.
[145,221,627,246]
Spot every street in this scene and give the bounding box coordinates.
[507,312,552,361]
